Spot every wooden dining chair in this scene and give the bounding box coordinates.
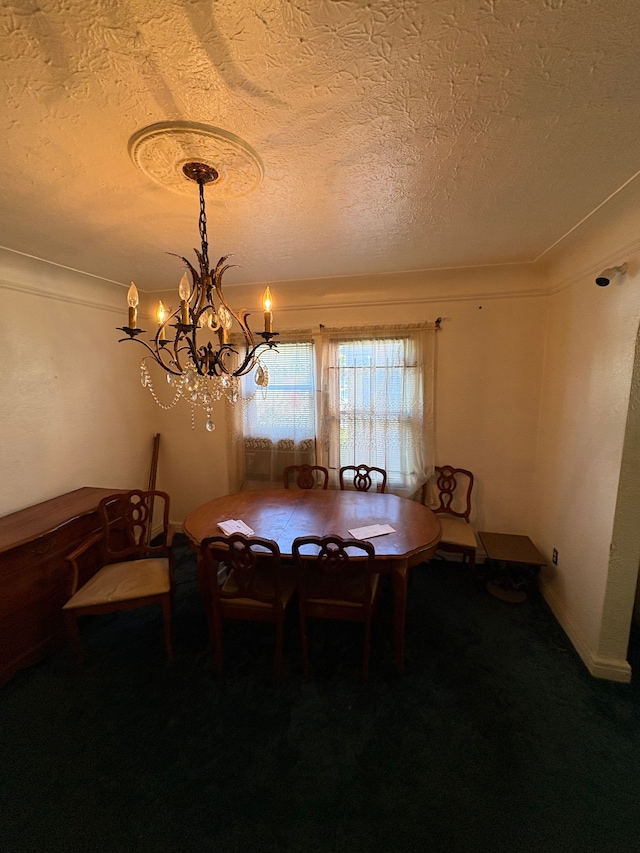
[283,464,329,490]
[292,534,379,684]
[339,464,387,493]
[200,534,295,685]
[63,489,175,665]
[421,465,478,586]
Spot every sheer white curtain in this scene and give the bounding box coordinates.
[233,331,317,490]
[316,324,436,498]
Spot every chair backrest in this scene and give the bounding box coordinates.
[99,490,171,563]
[339,464,387,494]
[292,535,376,606]
[201,534,284,606]
[422,465,474,521]
[283,464,329,490]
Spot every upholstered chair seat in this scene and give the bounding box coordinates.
[63,558,171,609]
[220,565,295,611]
[437,517,478,551]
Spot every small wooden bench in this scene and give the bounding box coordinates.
[478,532,546,603]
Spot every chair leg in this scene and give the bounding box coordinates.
[467,549,477,592]
[64,611,83,668]
[161,596,173,662]
[274,618,284,686]
[299,608,309,676]
[212,611,224,678]
[362,616,372,686]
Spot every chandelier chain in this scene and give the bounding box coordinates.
[198,180,209,272]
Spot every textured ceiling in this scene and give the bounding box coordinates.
[2,0,640,291]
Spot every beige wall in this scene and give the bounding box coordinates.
[140,385,232,524]
[0,248,155,516]
[533,184,640,682]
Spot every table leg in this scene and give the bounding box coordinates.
[391,564,409,674]
[196,552,214,649]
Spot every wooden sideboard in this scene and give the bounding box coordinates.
[0,487,122,683]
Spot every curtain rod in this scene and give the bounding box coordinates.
[316,321,439,335]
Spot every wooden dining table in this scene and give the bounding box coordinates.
[183,488,441,672]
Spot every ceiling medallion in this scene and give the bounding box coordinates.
[128,121,264,198]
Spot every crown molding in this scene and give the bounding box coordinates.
[273,285,550,313]
[547,234,640,296]
[0,277,121,315]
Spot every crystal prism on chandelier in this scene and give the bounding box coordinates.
[117,161,278,430]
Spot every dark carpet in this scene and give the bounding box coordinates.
[2,535,640,853]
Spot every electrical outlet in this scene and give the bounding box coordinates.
[552,548,558,565]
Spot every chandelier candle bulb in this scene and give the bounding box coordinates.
[263,287,273,333]
[178,273,191,324]
[218,305,232,344]
[156,301,167,339]
[127,282,139,328]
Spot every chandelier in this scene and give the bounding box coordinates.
[117,162,278,431]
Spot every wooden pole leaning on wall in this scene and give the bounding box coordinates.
[146,433,161,547]
[148,433,161,491]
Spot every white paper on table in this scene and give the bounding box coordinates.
[217,518,255,536]
[348,523,395,540]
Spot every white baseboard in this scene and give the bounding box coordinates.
[540,577,632,683]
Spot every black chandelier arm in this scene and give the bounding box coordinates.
[232,307,256,352]
[213,261,255,346]
[155,356,184,377]
[229,335,276,377]
[150,328,192,376]
[220,304,253,350]
[173,329,203,374]
[118,333,182,375]
[151,320,197,375]
[213,256,242,317]
[118,330,147,345]
[213,259,245,331]
[198,343,234,377]
[187,261,202,300]
[154,339,185,376]
[214,254,236,282]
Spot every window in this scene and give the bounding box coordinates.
[241,340,316,484]
[236,324,435,496]
[334,338,417,472]
[319,326,434,496]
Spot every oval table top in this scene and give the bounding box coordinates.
[183,488,441,568]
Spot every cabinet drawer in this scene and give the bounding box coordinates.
[0,535,103,619]
[2,558,64,619]
[0,515,101,579]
